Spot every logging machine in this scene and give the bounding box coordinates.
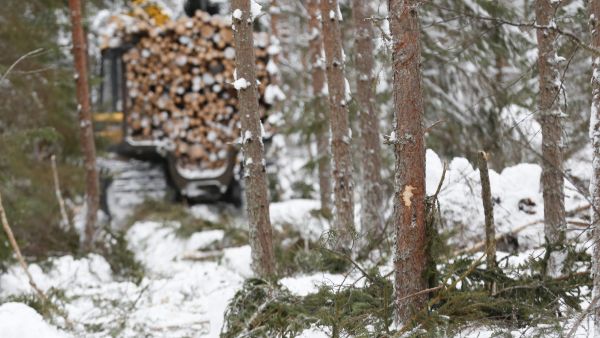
[93,0,275,205]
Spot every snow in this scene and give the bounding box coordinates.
[280,272,364,297]
[0,147,592,337]
[250,1,262,19]
[232,77,250,90]
[266,59,279,75]
[0,303,69,338]
[232,9,243,20]
[264,84,286,104]
[270,199,329,241]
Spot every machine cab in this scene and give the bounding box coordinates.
[93,47,128,144]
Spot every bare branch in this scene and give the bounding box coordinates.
[0,48,44,83]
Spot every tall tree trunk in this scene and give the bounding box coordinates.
[232,0,276,278]
[535,0,567,277]
[589,1,600,334]
[320,0,355,249]
[307,0,332,215]
[351,0,384,242]
[388,0,427,323]
[68,0,99,251]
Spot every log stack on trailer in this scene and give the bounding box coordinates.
[118,10,279,173]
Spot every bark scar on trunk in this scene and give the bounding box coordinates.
[402,185,416,207]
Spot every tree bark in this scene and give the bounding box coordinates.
[351,0,384,241]
[535,0,567,277]
[320,0,355,249]
[232,0,276,279]
[589,1,600,335]
[68,0,100,251]
[307,0,332,216]
[388,0,427,323]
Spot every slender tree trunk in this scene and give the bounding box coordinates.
[388,0,427,323]
[477,151,496,270]
[535,0,567,277]
[589,1,600,335]
[478,151,497,294]
[307,0,332,215]
[351,0,384,241]
[320,0,355,249]
[68,0,100,251]
[232,0,276,278]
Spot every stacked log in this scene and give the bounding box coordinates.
[120,10,275,171]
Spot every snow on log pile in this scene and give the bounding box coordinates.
[101,10,281,171]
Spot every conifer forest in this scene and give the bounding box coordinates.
[3,0,600,337]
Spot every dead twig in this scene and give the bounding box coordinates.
[51,155,73,232]
[0,48,44,83]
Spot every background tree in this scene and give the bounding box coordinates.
[68,0,100,251]
[589,0,600,332]
[388,0,428,323]
[232,0,276,278]
[535,0,567,277]
[307,0,332,215]
[351,0,384,243]
[320,0,355,249]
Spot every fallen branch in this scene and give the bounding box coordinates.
[179,250,224,261]
[395,284,446,303]
[394,253,487,336]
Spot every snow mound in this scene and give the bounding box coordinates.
[126,221,225,274]
[0,303,69,338]
[427,149,589,250]
[0,254,112,297]
[270,199,329,241]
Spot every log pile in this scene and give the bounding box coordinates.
[117,10,276,171]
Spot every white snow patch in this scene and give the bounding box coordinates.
[0,303,69,338]
[232,77,251,90]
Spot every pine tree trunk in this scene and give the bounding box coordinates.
[351,0,384,241]
[320,0,355,249]
[232,0,276,278]
[589,1,600,334]
[388,0,427,323]
[535,0,567,277]
[307,0,332,215]
[68,0,99,251]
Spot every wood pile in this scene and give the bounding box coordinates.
[120,10,275,171]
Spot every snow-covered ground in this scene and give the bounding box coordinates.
[0,148,593,337]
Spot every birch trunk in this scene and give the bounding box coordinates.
[535,0,567,277]
[351,0,384,240]
[589,1,600,335]
[388,0,427,323]
[307,0,332,215]
[232,0,276,278]
[68,0,100,251]
[320,0,355,248]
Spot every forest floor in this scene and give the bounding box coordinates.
[0,144,595,337]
